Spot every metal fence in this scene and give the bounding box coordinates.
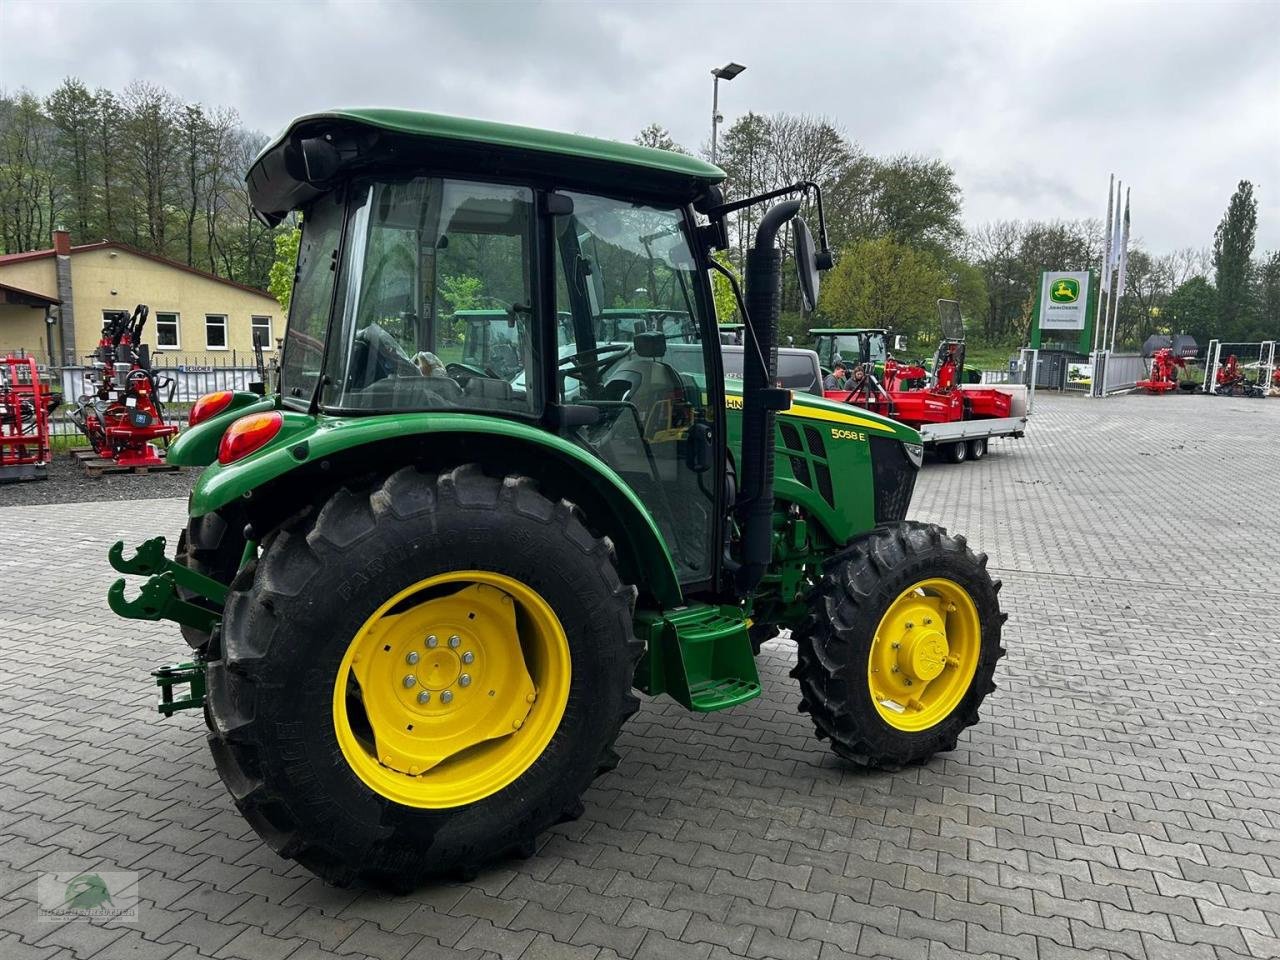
[22,352,272,441]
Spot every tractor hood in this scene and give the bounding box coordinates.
[247,109,726,224]
[725,381,921,446]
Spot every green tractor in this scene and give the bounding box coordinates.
[108,109,1005,889]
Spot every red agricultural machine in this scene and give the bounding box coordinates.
[1213,354,1257,397]
[0,353,59,482]
[826,300,1025,463]
[1137,347,1185,393]
[69,304,177,466]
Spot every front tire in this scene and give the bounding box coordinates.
[945,441,967,464]
[793,523,1005,768]
[206,464,640,888]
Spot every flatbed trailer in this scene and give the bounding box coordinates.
[860,384,1030,463]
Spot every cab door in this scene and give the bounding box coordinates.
[549,191,720,586]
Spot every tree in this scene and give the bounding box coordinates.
[1254,251,1280,339]
[268,224,301,311]
[710,250,739,324]
[122,80,182,251]
[634,123,686,154]
[1163,276,1217,342]
[818,237,947,341]
[45,78,97,240]
[0,90,62,253]
[1213,180,1257,340]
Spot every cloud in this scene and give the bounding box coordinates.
[2,0,1277,252]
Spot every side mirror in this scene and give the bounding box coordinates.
[299,136,342,183]
[793,217,821,313]
[893,335,907,351]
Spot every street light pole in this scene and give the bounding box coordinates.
[709,62,745,165]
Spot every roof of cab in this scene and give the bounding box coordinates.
[247,108,726,223]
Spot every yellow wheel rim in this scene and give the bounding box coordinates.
[866,578,981,732]
[332,570,571,808]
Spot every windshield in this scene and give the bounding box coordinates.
[296,177,538,414]
[815,332,886,369]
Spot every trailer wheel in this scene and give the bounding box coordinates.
[793,522,1005,769]
[176,511,244,651]
[945,441,967,464]
[207,464,640,889]
[967,437,987,461]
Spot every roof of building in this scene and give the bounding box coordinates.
[0,242,274,300]
[247,108,726,223]
[0,281,59,307]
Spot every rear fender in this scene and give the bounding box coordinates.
[167,393,276,466]
[190,412,683,607]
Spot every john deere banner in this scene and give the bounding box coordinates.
[1031,270,1097,355]
[1038,272,1090,330]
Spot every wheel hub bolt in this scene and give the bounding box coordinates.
[906,622,914,629]
[448,635,461,648]
[403,675,417,688]
[417,690,430,704]
[924,618,932,625]
[405,651,420,665]
[459,674,472,687]
[441,690,454,704]
[426,635,438,648]
[461,651,475,665]
[891,642,900,650]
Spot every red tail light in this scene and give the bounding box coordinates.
[218,411,283,464]
[189,390,234,426]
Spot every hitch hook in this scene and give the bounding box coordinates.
[108,536,169,576]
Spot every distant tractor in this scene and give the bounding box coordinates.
[107,109,1005,888]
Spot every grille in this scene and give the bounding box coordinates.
[779,421,802,452]
[788,455,812,488]
[803,425,826,458]
[814,463,834,507]
[869,436,916,523]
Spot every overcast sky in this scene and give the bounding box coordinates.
[2,0,1278,253]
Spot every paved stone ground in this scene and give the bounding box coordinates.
[1,392,1278,960]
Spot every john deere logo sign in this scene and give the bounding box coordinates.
[1050,278,1080,303]
[1038,271,1090,331]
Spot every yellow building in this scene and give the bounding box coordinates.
[0,231,280,363]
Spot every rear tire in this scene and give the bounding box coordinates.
[206,464,640,889]
[967,437,987,461]
[177,511,245,651]
[793,523,1005,769]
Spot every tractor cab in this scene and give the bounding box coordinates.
[811,327,896,372]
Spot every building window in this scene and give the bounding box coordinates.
[205,314,228,349]
[251,315,273,349]
[155,312,180,349]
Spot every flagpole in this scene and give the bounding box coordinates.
[1110,188,1131,354]
[1105,179,1124,357]
[1094,175,1114,355]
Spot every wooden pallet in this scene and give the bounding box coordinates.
[77,456,181,477]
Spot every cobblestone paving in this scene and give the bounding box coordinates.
[1,392,1278,960]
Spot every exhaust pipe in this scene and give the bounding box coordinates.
[735,199,801,594]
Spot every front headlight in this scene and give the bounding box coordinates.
[903,442,924,469]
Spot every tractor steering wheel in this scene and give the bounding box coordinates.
[446,361,503,381]
[558,343,631,381]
